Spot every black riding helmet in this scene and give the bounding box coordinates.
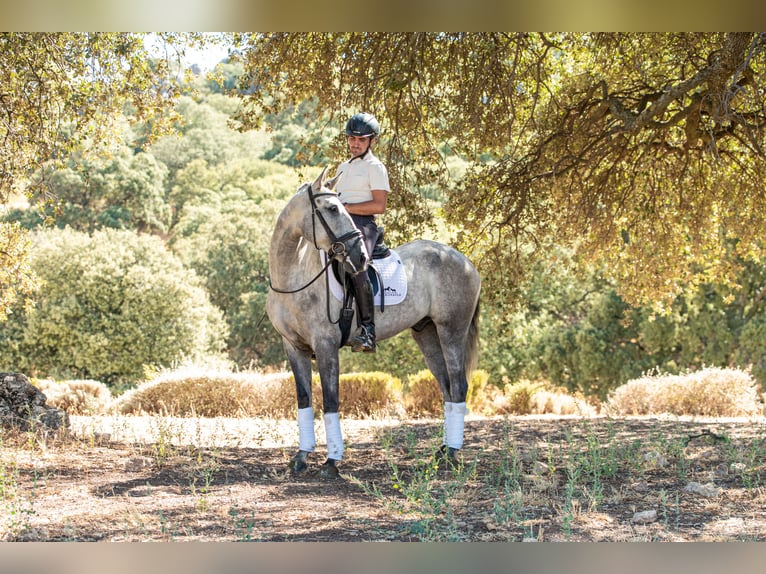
[345,112,381,138]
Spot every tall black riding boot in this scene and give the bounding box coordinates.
[350,272,376,353]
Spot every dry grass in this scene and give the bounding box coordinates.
[35,379,113,416]
[491,379,599,416]
[605,367,764,417]
[34,365,765,421]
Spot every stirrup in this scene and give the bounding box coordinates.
[351,325,376,353]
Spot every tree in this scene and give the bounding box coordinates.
[234,32,766,306]
[0,32,201,319]
[12,148,171,234]
[0,228,228,386]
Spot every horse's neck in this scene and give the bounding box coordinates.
[269,207,322,286]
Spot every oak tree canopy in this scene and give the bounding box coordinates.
[236,32,766,306]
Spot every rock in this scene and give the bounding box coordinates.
[125,457,152,472]
[730,462,746,473]
[714,463,729,477]
[0,372,69,431]
[533,461,550,475]
[631,480,650,492]
[632,510,658,524]
[643,450,668,468]
[684,481,721,498]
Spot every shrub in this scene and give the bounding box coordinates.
[115,368,293,418]
[263,371,404,418]
[606,367,764,417]
[491,379,598,416]
[338,372,404,418]
[404,369,495,417]
[35,379,113,415]
[0,228,228,386]
[114,369,404,419]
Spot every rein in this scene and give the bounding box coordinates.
[268,183,363,299]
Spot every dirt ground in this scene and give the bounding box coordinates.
[3,413,766,542]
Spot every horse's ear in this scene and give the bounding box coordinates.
[312,167,329,193]
[326,173,341,190]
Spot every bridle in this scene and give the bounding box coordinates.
[306,183,363,260]
[268,183,364,295]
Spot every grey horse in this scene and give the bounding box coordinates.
[266,168,481,476]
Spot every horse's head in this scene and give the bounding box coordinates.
[306,167,370,275]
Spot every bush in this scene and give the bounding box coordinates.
[0,228,228,386]
[35,378,113,416]
[606,367,764,417]
[338,372,404,418]
[267,371,405,418]
[114,369,404,419]
[490,379,598,416]
[115,368,293,418]
[404,369,496,417]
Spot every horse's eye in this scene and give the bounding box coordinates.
[327,204,339,213]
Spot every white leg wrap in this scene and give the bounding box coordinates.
[323,412,344,461]
[444,402,467,450]
[297,407,316,452]
[442,401,453,445]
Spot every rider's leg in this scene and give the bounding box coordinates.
[350,271,376,352]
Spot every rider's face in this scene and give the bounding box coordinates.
[347,135,373,157]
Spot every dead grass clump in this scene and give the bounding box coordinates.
[112,369,405,419]
[492,379,598,416]
[404,369,498,417]
[265,372,405,418]
[338,372,404,417]
[114,369,294,418]
[35,379,113,416]
[606,367,764,416]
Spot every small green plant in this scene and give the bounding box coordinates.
[229,507,259,541]
[356,427,476,541]
[0,456,36,541]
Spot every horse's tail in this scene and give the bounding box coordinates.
[465,296,480,379]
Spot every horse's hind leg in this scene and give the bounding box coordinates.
[411,322,460,462]
[411,321,450,400]
[412,320,470,460]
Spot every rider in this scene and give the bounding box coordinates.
[334,112,390,353]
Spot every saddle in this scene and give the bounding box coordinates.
[332,227,392,347]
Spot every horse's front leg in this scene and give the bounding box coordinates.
[315,343,343,478]
[284,340,315,474]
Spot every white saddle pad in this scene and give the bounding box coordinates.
[321,250,408,306]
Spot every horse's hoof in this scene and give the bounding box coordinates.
[438,445,461,468]
[320,459,341,479]
[289,451,310,474]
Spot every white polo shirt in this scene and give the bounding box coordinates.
[334,151,390,205]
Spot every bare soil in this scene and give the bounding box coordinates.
[3,414,766,541]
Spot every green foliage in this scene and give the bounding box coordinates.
[0,223,37,323]
[340,330,426,381]
[258,100,335,168]
[20,148,172,234]
[149,95,271,179]
[168,160,296,368]
[0,228,227,386]
[237,32,766,306]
